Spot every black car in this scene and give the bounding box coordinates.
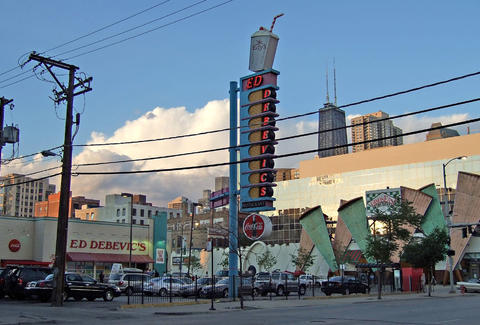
[0,267,9,298]
[321,276,368,296]
[25,272,121,302]
[4,266,52,299]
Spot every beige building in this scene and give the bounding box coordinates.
[0,216,154,276]
[351,111,403,152]
[426,122,460,141]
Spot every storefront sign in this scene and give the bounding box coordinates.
[70,239,146,252]
[243,213,272,241]
[8,239,21,252]
[366,188,401,216]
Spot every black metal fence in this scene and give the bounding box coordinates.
[125,274,328,305]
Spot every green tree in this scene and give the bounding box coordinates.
[257,250,277,272]
[219,251,229,270]
[290,248,314,272]
[364,199,423,299]
[402,227,449,296]
[187,255,202,274]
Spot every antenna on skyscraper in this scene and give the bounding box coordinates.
[333,58,337,106]
[326,64,330,104]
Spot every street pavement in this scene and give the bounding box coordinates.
[1,285,477,325]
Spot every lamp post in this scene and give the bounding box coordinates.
[442,156,467,293]
[187,203,201,276]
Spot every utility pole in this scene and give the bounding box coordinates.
[187,202,200,276]
[0,97,13,165]
[29,53,92,307]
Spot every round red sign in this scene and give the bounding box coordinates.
[8,239,21,252]
[243,213,272,241]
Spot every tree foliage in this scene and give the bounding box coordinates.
[402,227,449,296]
[188,255,202,273]
[364,199,423,264]
[256,250,277,271]
[290,248,314,272]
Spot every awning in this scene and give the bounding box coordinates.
[1,259,51,267]
[67,252,154,264]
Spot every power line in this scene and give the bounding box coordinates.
[72,117,480,176]
[72,97,480,168]
[0,172,62,188]
[72,70,480,148]
[0,165,62,181]
[63,0,235,61]
[53,0,208,59]
[43,0,171,54]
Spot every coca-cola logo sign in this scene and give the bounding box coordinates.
[243,213,272,241]
[8,239,21,252]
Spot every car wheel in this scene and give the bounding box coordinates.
[344,288,350,295]
[159,288,168,297]
[74,296,83,301]
[126,287,133,296]
[325,291,331,296]
[87,297,95,301]
[253,288,259,297]
[223,289,228,298]
[299,285,306,295]
[103,289,114,302]
[276,286,284,296]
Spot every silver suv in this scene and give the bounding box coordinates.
[110,273,151,295]
[258,272,305,296]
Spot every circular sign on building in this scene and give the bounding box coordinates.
[8,239,21,252]
[243,213,272,241]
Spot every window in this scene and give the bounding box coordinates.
[122,219,126,223]
[140,209,144,217]
[86,213,90,219]
[91,213,95,220]
[140,220,144,225]
[116,209,120,217]
[132,208,137,216]
[148,210,151,218]
[169,212,173,219]
[133,219,136,224]
[122,208,126,216]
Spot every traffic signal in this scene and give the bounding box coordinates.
[239,70,279,212]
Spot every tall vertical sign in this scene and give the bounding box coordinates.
[239,71,279,212]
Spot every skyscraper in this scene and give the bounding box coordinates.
[318,102,348,158]
[351,111,403,152]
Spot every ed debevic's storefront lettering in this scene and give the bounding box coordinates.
[70,240,146,252]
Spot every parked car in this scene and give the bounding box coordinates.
[456,278,480,293]
[215,270,229,279]
[110,273,151,295]
[144,277,185,296]
[4,266,52,299]
[321,276,368,296]
[270,272,305,296]
[0,267,9,298]
[253,273,272,296]
[25,272,121,302]
[299,274,323,287]
[178,277,217,297]
[200,277,254,298]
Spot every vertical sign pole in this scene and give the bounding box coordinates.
[229,81,239,298]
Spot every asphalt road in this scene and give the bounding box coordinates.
[1,290,477,325]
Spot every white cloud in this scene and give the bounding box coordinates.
[3,101,475,207]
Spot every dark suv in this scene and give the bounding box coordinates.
[0,267,10,298]
[321,276,368,296]
[4,266,52,299]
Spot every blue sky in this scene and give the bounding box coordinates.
[1,0,479,205]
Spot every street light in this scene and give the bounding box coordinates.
[187,202,201,276]
[442,156,467,293]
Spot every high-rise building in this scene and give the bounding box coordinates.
[0,173,56,217]
[318,102,348,158]
[351,111,403,152]
[426,122,460,141]
[214,176,229,191]
[34,192,100,219]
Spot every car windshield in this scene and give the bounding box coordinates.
[217,278,229,285]
[256,275,270,280]
[45,274,54,281]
